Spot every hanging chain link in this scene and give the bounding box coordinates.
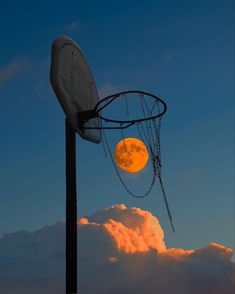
[100,92,175,231]
[103,130,157,198]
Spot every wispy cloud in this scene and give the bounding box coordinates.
[0,204,234,294]
[98,84,128,97]
[0,55,56,99]
[64,20,79,32]
[163,51,173,62]
[0,57,30,86]
[183,167,201,178]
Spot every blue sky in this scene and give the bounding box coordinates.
[0,0,234,252]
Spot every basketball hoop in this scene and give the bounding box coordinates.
[77,90,174,232]
[77,90,167,128]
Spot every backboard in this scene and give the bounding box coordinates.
[50,36,101,143]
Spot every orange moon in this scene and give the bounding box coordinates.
[114,138,149,173]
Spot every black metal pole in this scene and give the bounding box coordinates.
[65,118,77,294]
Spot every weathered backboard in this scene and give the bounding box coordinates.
[50,36,101,143]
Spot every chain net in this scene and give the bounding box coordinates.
[99,92,175,231]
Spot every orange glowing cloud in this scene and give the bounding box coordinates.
[76,204,234,293]
[79,204,166,254]
[78,204,233,259]
[0,204,234,294]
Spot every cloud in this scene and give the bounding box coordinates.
[0,204,234,294]
[0,56,53,99]
[98,84,128,98]
[0,57,30,86]
[163,51,173,62]
[64,20,79,32]
[183,167,201,178]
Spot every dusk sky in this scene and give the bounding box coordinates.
[0,1,234,292]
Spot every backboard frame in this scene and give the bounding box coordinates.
[50,36,101,143]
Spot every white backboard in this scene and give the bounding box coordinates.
[50,36,101,143]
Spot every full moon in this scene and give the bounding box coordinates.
[114,137,149,173]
